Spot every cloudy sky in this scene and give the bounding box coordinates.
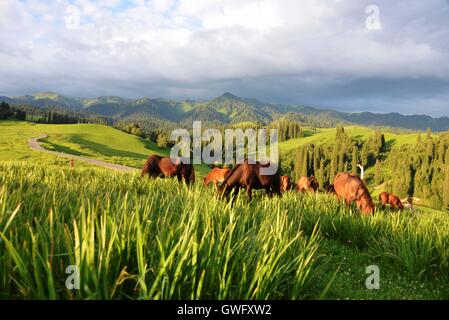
[1,0,449,116]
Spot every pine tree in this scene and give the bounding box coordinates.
[417,134,422,145]
[295,147,303,181]
[443,163,449,211]
[301,146,309,177]
[374,159,383,185]
[351,148,358,174]
[426,128,432,140]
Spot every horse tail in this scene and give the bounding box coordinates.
[141,158,151,177]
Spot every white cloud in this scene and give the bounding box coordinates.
[64,5,81,29]
[0,0,448,115]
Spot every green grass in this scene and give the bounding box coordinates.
[0,162,448,299]
[180,101,194,112]
[0,120,210,175]
[279,126,436,153]
[1,121,448,299]
[0,120,425,177]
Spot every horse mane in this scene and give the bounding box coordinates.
[223,162,243,181]
[141,154,161,177]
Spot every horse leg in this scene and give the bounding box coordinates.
[270,179,281,197]
[246,185,252,201]
[231,186,240,205]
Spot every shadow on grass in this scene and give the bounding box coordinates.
[302,129,320,138]
[41,139,91,157]
[66,135,152,160]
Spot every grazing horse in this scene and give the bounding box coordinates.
[379,192,389,209]
[218,160,281,201]
[204,167,230,189]
[325,184,335,194]
[141,154,195,185]
[333,172,375,216]
[296,176,319,193]
[379,192,404,211]
[280,176,292,193]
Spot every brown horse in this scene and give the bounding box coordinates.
[296,176,319,193]
[141,154,195,185]
[379,192,404,211]
[325,184,335,194]
[280,176,292,193]
[333,172,375,216]
[218,160,281,201]
[204,167,230,189]
[379,192,389,209]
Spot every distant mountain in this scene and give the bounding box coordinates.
[338,112,449,132]
[6,92,84,109]
[2,92,449,131]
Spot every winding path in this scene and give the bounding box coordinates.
[28,135,137,172]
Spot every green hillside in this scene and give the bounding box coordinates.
[0,120,437,178]
[279,126,434,153]
[0,121,209,175]
[4,92,449,131]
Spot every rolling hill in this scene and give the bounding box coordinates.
[2,92,449,131]
[0,120,210,175]
[278,126,432,153]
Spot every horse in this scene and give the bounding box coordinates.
[280,176,292,193]
[141,154,195,185]
[379,192,404,211]
[333,172,375,216]
[204,167,230,189]
[379,192,390,209]
[218,160,281,201]
[325,184,335,194]
[296,176,319,193]
[389,194,404,211]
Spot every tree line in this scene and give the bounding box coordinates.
[0,101,109,125]
[0,101,26,120]
[280,126,449,211]
[281,126,385,188]
[379,130,449,210]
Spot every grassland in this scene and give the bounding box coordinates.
[0,121,448,299]
[279,126,434,153]
[0,162,448,299]
[1,121,425,177]
[0,121,209,175]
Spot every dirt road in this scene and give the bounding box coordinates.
[28,135,137,172]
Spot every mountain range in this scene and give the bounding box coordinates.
[2,91,449,131]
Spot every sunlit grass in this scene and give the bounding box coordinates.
[0,162,448,299]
